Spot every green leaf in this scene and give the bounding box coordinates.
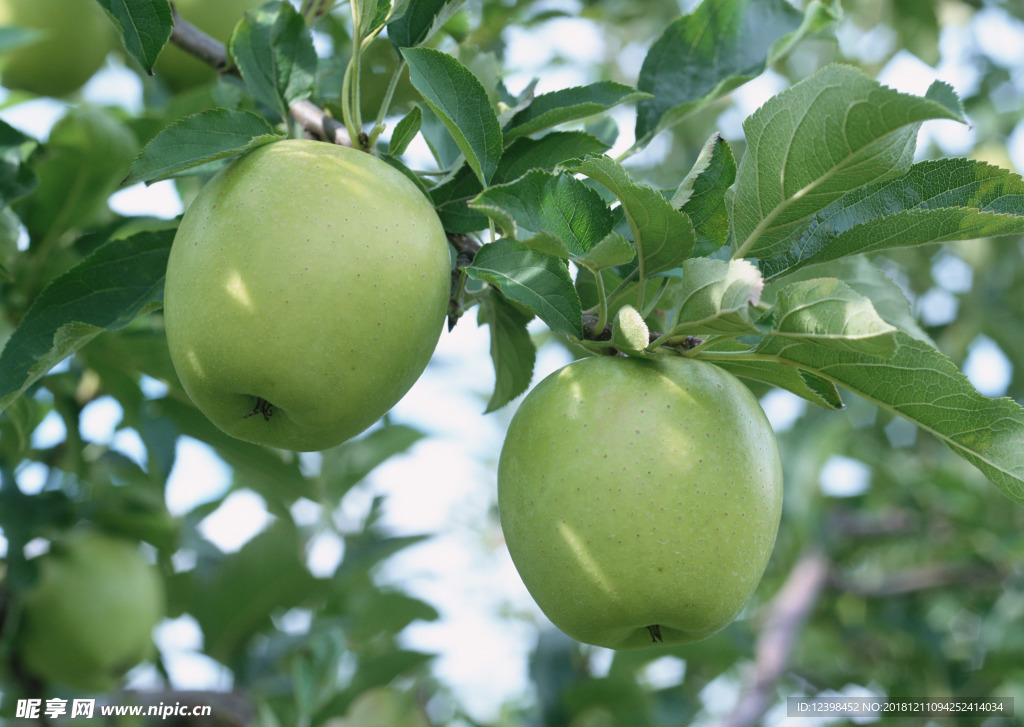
[512,230,571,259]
[96,0,173,75]
[0,118,36,205]
[568,155,694,283]
[377,153,432,197]
[758,278,898,359]
[708,340,844,410]
[635,0,840,144]
[354,0,393,39]
[496,132,610,183]
[124,109,284,185]
[671,132,736,256]
[0,396,38,457]
[575,231,635,271]
[388,106,423,155]
[402,47,502,185]
[190,520,318,664]
[0,391,38,455]
[668,257,763,335]
[19,107,138,240]
[344,591,440,640]
[742,332,1024,503]
[477,291,536,412]
[0,208,18,281]
[388,0,466,49]
[469,169,613,257]
[418,104,463,169]
[504,81,652,143]
[466,239,582,338]
[156,397,314,506]
[0,230,174,414]
[892,0,941,65]
[795,370,845,410]
[337,533,429,580]
[782,255,933,345]
[758,158,1024,279]
[230,2,318,119]
[326,651,434,716]
[431,131,610,234]
[320,424,426,501]
[731,64,966,261]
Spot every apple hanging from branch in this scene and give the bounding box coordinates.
[163,140,451,451]
[498,355,783,649]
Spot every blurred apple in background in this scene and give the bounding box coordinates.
[17,529,165,691]
[0,0,115,97]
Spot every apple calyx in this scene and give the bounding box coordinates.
[243,397,274,422]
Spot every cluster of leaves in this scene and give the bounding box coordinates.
[16,0,1020,500]
[3,0,1024,723]
[444,31,1024,506]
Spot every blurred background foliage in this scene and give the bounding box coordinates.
[2,0,1024,725]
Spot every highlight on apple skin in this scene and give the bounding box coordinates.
[163,139,452,452]
[497,355,783,649]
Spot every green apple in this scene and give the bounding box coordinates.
[17,530,165,691]
[0,0,115,97]
[154,0,264,91]
[498,355,783,649]
[163,139,451,451]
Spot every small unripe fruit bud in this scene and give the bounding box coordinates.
[610,304,650,354]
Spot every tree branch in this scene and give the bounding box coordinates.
[447,233,481,260]
[289,99,352,146]
[169,8,228,72]
[718,549,831,727]
[168,7,352,147]
[826,507,921,538]
[447,234,481,330]
[831,562,1006,598]
[715,540,1004,727]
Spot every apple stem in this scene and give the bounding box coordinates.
[368,60,409,149]
[592,267,610,334]
[646,624,663,643]
[340,51,362,146]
